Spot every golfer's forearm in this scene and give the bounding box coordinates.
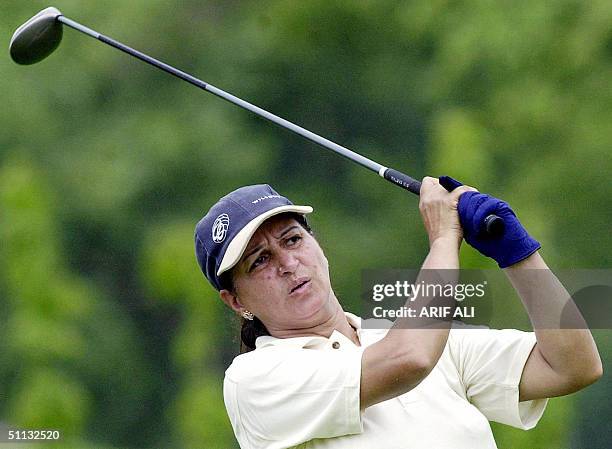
[505,252,602,382]
[422,236,461,269]
[361,238,459,407]
[389,239,457,347]
[390,236,458,356]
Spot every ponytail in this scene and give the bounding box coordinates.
[240,315,269,353]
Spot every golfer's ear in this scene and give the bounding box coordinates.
[219,289,243,313]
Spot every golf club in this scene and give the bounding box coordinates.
[9,6,503,236]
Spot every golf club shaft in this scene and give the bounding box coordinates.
[58,15,422,194]
[57,13,503,237]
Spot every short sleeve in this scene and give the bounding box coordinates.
[448,327,548,429]
[224,344,364,449]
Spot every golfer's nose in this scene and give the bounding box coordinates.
[277,250,298,275]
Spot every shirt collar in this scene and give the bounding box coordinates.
[255,311,362,350]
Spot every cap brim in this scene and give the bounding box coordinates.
[216,205,313,276]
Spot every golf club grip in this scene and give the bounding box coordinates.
[382,168,505,237]
[382,168,422,194]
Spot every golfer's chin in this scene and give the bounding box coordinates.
[289,286,332,322]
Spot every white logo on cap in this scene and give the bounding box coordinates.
[212,214,230,243]
[251,194,282,204]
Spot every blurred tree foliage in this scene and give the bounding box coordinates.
[1,1,610,448]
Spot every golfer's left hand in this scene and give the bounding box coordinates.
[457,190,541,268]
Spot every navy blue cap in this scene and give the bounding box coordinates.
[194,184,313,290]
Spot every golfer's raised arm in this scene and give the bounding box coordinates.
[360,177,476,408]
[446,183,603,402]
[504,253,603,401]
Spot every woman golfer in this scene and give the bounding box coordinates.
[194,179,601,449]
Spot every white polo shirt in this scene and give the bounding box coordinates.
[224,313,548,449]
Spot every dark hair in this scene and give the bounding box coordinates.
[223,213,313,353]
[239,315,270,353]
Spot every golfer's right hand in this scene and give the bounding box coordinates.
[418,176,477,247]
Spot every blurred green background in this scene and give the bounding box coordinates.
[1,1,610,448]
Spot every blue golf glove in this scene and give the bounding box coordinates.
[440,176,541,268]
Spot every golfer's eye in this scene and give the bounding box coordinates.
[286,235,302,246]
[250,254,268,271]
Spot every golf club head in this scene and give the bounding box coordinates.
[10,7,63,65]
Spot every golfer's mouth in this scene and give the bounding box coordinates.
[289,278,310,295]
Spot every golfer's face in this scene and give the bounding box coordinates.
[232,215,333,329]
